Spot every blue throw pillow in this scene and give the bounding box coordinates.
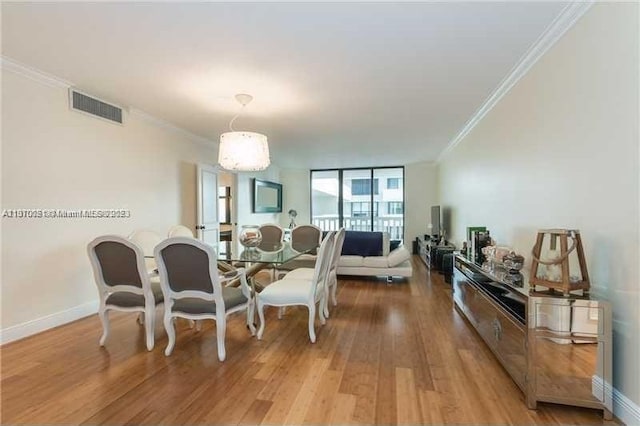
[341,231,384,256]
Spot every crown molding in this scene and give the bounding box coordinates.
[437,1,595,163]
[128,109,215,147]
[1,55,72,88]
[1,55,215,147]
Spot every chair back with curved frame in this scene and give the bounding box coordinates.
[258,223,284,251]
[311,231,336,304]
[278,229,345,318]
[128,229,163,255]
[257,223,285,281]
[154,237,255,361]
[87,235,161,351]
[167,225,194,238]
[290,224,322,254]
[129,229,163,273]
[325,228,346,315]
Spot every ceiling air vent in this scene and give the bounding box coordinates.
[69,89,124,124]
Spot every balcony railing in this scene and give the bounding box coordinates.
[312,216,404,241]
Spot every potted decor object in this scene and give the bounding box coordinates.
[239,225,262,249]
[529,229,590,296]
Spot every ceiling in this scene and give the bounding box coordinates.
[1,2,568,170]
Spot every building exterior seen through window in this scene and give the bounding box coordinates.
[351,179,379,196]
[387,178,400,189]
[311,167,404,241]
[387,201,403,215]
[351,202,379,217]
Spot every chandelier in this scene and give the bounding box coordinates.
[218,94,270,171]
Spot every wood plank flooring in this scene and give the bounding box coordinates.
[1,257,610,424]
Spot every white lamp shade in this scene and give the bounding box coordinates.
[218,131,270,171]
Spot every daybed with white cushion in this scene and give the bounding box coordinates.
[278,230,412,282]
[336,231,412,281]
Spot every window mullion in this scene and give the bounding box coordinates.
[338,169,344,229]
[369,169,374,232]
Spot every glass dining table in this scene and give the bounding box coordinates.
[217,240,315,329]
[216,239,314,292]
[149,239,315,329]
[217,240,309,267]
[147,239,314,291]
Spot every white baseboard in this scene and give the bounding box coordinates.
[614,388,640,426]
[591,375,613,406]
[0,300,98,345]
[591,375,639,425]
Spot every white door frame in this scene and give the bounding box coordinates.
[196,163,220,245]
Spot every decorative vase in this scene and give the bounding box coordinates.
[530,229,590,296]
[239,225,262,249]
[503,251,525,273]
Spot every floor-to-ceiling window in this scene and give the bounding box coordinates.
[310,170,340,231]
[311,167,404,241]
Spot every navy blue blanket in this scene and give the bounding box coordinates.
[341,231,384,256]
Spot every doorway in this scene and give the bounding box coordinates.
[218,171,236,242]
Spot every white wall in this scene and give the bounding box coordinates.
[438,3,639,418]
[280,169,311,228]
[234,166,281,229]
[404,161,438,243]
[1,67,217,340]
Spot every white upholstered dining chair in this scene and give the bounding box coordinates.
[128,229,163,275]
[258,223,285,249]
[258,223,285,281]
[167,224,194,238]
[256,231,335,343]
[275,224,322,279]
[290,224,322,254]
[87,235,163,351]
[283,228,346,318]
[154,237,255,361]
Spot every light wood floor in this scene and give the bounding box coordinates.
[1,257,609,425]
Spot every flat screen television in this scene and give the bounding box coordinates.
[430,205,441,237]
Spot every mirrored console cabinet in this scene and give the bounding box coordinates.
[417,236,455,270]
[452,255,613,420]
